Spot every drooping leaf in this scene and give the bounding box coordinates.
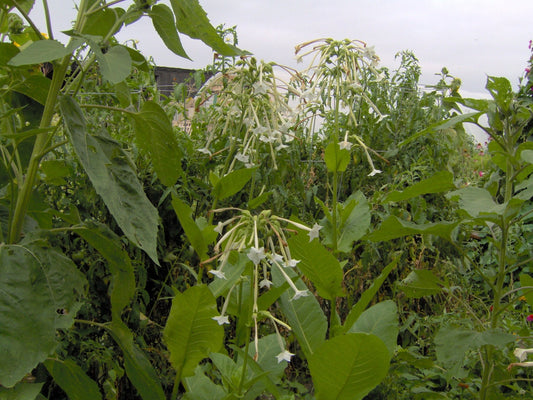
[12,74,51,105]
[8,39,70,66]
[172,195,208,260]
[132,100,183,186]
[149,4,190,59]
[399,112,482,147]
[60,95,160,264]
[397,269,444,298]
[163,285,224,382]
[341,258,397,333]
[108,320,166,400]
[170,0,244,56]
[271,266,327,359]
[320,192,370,253]
[366,215,458,242]
[0,242,86,387]
[382,171,456,203]
[346,300,398,356]
[212,167,256,201]
[71,221,135,318]
[287,225,344,300]
[44,358,101,400]
[309,333,390,400]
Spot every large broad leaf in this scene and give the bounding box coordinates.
[435,326,515,369]
[366,215,458,242]
[287,225,344,300]
[309,333,390,400]
[212,167,257,201]
[397,269,444,298]
[382,171,456,203]
[8,39,70,66]
[486,76,513,113]
[12,74,51,105]
[320,192,370,253]
[163,285,224,382]
[341,259,397,334]
[149,4,190,59]
[95,45,132,84]
[346,300,398,356]
[44,358,101,400]
[81,7,125,37]
[108,320,166,400]
[271,267,327,359]
[0,242,86,387]
[208,251,249,297]
[324,140,351,173]
[446,187,506,219]
[132,100,183,186]
[182,365,227,400]
[0,382,44,400]
[170,0,243,56]
[60,95,160,264]
[71,221,135,318]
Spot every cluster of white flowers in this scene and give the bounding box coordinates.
[208,209,322,364]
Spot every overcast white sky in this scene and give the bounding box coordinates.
[25,1,533,97]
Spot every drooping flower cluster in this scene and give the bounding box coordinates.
[207,208,322,363]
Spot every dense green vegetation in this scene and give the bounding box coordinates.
[1,1,533,399]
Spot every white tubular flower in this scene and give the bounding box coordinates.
[339,131,352,151]
[270,253,284,264]
[235,152,249,163]
[214,222,225,234]
[253,81,268,95]
[276,349,295,363]
[208,269,226,280]
[514,348,533,362]
[259,278,273,289]
[291,289,310,301]
[284,259,300,268]
[308,223,322,242]
[368,168,382,177]
[198,147,212,156]
[212,315,230,325]
[248,246,266,266]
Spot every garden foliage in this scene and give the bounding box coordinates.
[1,1,532,399]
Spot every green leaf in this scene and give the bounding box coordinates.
[8,39,70,66]
[149,4,190,59]
[60,95,160,264]
[324,140,351,173]
[397,269,444,298]
[366,215,458,242]
[309,333,390,400]
[341,258,397,333]
[446,187,506,219]
[96,45,132,84]
[12,74,51,105]
[170,0,244,56]
[81,7,124,37]
[321,192,370,253]
[212,167,256,201]
[486,76,513,112]
[272,267,327,359]
[163,285,224,382]
[44,358,101,400]
[399,112,482,148]
[0,242,86,387]
[382,171,456,203]
[287,225,344,300]
[0,43,19,66]
[346,300,398,356]
[0,381,44,400]
[108,320,166,400]
[172,195,208,260]
[435,326,515,369]
[132,100,183,186]
[521,149,533,164]
[182,365,227,400]
[71,221,135,318]
[208,251,249,298]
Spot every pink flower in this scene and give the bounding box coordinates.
[478,171,484,177]
[527,314,533,322]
